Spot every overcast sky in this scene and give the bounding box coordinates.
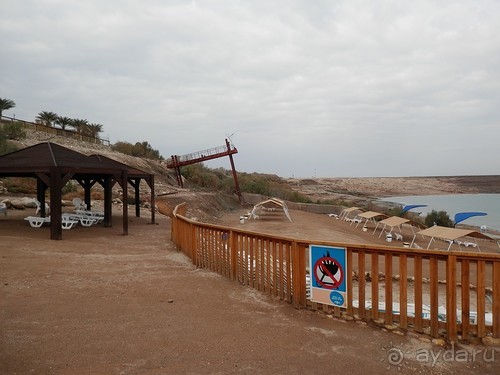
[1,1,499,178]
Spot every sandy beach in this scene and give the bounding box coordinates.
[1,175,500,374]
[2,206,500,374]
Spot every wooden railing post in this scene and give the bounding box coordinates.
[477,260,486,338]
[493,261,500,338]
[430,257,439,337]
[414,255,423,333]
[230,231,237,281]
[385,253,393,325]
[371,252,379,321]
[358,250,366,319]
[461,259,470,341]
[399,254,408,329]
[291,241,306,308]
[190,222,197,266]
[169,203,500,343]
[347,248,353,316]
[446,255,457,342]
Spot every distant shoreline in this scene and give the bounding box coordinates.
[290,175,500,204]
[289,176,500,239]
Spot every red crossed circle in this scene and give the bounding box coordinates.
[313,256,344,290]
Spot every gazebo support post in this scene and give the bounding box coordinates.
[49,167,63,240]
[149,175,155,225]
[76,178,98,210]
[103,177,113,227]
[128,178,141,218]
[121,171,128,235]
[84,182,91,210]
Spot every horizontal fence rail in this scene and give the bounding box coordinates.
[171,203,500,343]
[0,116,110,146]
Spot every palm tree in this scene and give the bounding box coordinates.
[87,123,104,138]
[55,116,72,131]
[36,111,58,127]
[0,98,16,118]
[70,118,89,134]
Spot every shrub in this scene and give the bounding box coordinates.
[62,181,78,195]
[425,210,453,227]
[180,165,313,203]
[0,123,22,155]
[0,139,18,155]
[0,122,27,140]
[111,141,163,160]
[2,177,36,194]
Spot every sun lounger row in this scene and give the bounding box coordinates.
[75,209,104,217]
[25,211,104,229]
[444,239,477,248]
[344,217,362,224]
[24,216,78,229]
[63,213,103,226]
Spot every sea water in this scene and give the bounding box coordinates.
[379,194,500,231]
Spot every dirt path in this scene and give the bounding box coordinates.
[0,210,499,374]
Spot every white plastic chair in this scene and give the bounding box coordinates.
[72,197,86,211]
[34,199,50,215]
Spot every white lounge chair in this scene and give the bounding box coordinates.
[34,199,50,215]
[63,213,99,227]
[25,215,77,229]
[61,217,78,229]
[463,242,477,248]
[24,216,50,228]
[352,217,363,224]
[75,209,104,222]
[72,197,86,211]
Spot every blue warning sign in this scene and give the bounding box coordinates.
[309,245,347,308]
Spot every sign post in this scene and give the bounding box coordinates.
[309,245,348,308]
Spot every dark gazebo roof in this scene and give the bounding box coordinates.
[87,153,152,178]
[0,142,151,177]
[0,142,155,239]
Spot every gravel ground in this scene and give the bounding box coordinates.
[1,207,499,374]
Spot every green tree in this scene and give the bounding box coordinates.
[70,118,89,134]
[181,164,218,188]
[111,140,163,160]
[425,210,453,228]
[55,116,72,131]
[36,111,58,127]
[87,123,104,138]
[0,98,16,118]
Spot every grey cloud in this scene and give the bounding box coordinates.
[1,0,499,177]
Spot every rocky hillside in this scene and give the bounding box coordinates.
[10,128,180,195]
[5,129,242,221]
[5,128,500,220]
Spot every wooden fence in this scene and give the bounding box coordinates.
[0,116,110,145]
[171,203,500,342]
